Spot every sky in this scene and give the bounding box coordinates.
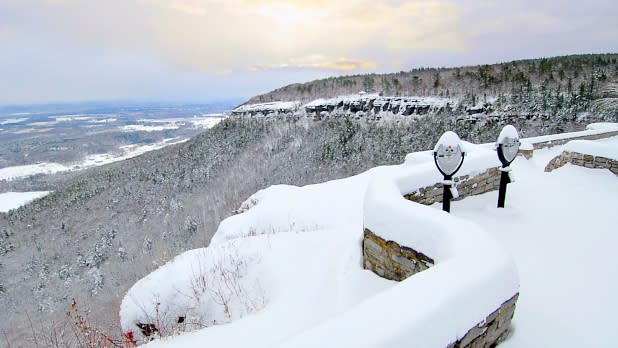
[0,0,617,105]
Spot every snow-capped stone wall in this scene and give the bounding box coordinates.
[525,128,618,150]
[545,151,618,175]
[359,140,520,347]
[361,162,514,347]
[404,167,501,205]
[448,294,518,348]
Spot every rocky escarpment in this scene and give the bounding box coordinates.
[232,95,449,120]
[230,93,615,140]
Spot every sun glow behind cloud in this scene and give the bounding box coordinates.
[0,0,616,104]
[7,0,469,74]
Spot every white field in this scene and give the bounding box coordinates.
[0,191,50,212]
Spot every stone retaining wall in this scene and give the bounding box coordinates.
[545,151,618,175]
[532,130,618,150]
[448,294,519,348]
[362,227,518,347]
[362,228,434,281]
[404,167,501,205]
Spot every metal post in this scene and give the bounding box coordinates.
[497,170,509,208]
[442,178,452,212]
[442,181,452,213]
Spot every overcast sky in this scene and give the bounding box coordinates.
[0,0,616,105]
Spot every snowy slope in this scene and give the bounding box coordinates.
[121,127,618,347]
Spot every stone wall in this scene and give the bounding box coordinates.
[362,228,434,281]
[448,294,519,348]
[545,151,618,175]
[532,130,618,150]
[362,227,518,348]
[404,167,501,205]
[364,165,519,347]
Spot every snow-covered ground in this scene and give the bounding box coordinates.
[0,115,225,181]
[0,138,189,181]
[0,191,50,212]
[121,124,181,132]
[450,136,618,347]
[232,101,301,114]
[121,127,618,347]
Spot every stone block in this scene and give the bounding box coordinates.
[390,253,417,272]
[594,157,608,165]
[363,228,434,281]
[458,324,487,347]
[449,293,518,348]
[363,238,386,258]
[386,240,401,253]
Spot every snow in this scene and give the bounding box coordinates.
[232,102,301,114]
[121,124,180,132]
[562,136,618,160]
[55,115,96,122]
[235,95,450,116]
[0,117,29,125]
[497,125,519,144]
[449,145,618,348]
[89,118,118,123]
[433,130,463,152]
[189,116,224,129]
[519,142,533,151]
[522,126,617,145]
[586,122,618,131]
[0,138,188,181]
[0,191,50,212]
[121,128,618,347]
[0,162,71,181]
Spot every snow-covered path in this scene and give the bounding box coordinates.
[451,138,618,347]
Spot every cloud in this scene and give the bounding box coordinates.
[131,0,469,72]
[251,55,377,71]
[1,0,617,104]
[2,0,469,73]
[168,0,208,16]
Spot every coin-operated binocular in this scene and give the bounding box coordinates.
[496,125,520,208]
[433,131,465,213]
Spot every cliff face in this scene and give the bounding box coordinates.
[232,95,450,120]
